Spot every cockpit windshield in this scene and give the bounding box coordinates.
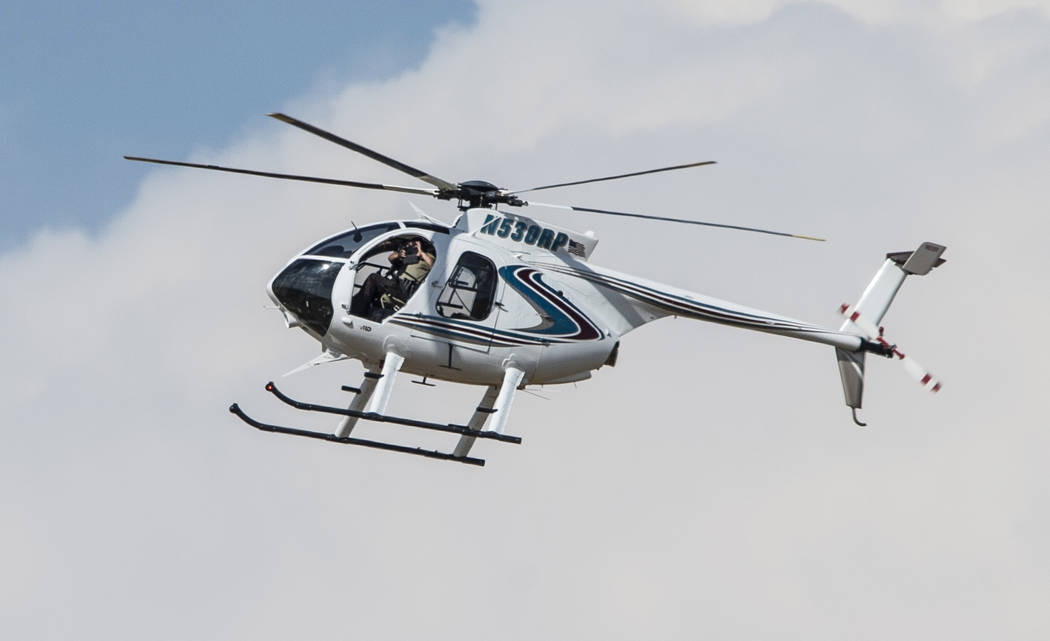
[304,223,399,259]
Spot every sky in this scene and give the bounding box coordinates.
[2,1,1049,639]
[0,0,474,250]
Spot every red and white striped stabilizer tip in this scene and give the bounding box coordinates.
[839,303,942,393]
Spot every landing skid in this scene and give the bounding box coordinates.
[229,382,522,466]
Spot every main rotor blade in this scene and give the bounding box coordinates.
[509,160,717,195]
[123,156,439,196]
[268,113,460,193]
[524,200,826,241]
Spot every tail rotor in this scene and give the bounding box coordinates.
[835,242,946,425]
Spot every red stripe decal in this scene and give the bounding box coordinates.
[921,374,931,385]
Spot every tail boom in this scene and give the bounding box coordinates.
[535,260,866,350]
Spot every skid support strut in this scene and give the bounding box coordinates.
[490,366,525,435]
[453,385,500,458]
[366,352,404,415]
[335,370,380,437]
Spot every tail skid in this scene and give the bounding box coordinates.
[836,242,946,425]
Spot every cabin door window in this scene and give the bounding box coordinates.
[436,251,497,321]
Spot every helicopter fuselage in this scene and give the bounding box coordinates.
[269,209,621,386]
[127,112,945,463]
[268,208,868,389]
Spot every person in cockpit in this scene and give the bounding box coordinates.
[350,238,434,320]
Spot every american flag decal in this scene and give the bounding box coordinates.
[568,240,586,257]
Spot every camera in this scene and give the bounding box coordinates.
[401,241,418,256]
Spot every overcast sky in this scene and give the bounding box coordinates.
[2,1,1048,639]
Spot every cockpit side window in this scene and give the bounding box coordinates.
[436,251,497,321]
[305,223,399,259]
[348,235,437,322]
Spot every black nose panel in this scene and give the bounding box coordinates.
[271,259,340,336]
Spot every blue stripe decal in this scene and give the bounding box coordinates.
[540,264,823,332]
[388,265,605,346]
[498,266,603,341]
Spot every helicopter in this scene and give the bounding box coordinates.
[126,113,946,466]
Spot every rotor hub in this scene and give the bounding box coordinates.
[454,180,522,209]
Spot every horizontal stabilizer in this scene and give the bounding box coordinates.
[888,242,946,276]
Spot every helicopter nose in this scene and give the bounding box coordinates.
[269,259,341,337]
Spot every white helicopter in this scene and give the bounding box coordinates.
[127,113,946,466]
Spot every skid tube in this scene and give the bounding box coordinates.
[230,403,487,466]
[228,382,524,466]
[264,382,522,444]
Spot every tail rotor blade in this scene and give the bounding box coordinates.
[523,200,825,241]
[900,354,942,392]
[838,303,942,393]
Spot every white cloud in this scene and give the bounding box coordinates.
[661,0,1050,26]
[2,2,1048,639]
[937,0,1050,20]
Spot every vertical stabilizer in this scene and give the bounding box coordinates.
[840,242,945,333]
[836,348,866,425]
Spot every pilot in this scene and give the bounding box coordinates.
[350,238,434,319]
